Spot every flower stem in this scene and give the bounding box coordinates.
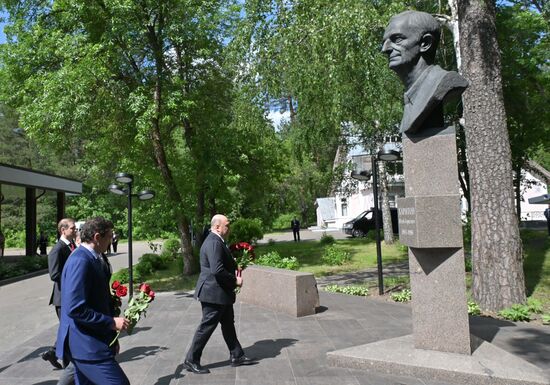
[109,331,120,347]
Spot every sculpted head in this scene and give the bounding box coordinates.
[382,11,440,84]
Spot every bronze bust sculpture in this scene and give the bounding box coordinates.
[382,10,468,134]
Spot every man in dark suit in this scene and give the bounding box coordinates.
[291,217,301,242]
[42,218,77,370]
[55,217,130,385]
[184,214,255,374]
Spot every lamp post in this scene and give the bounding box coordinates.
[108,173,155,298]
[352,146,401,295]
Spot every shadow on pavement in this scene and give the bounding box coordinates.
[153,363,186,385]
[118,345,168,363]
[246,338,298,360]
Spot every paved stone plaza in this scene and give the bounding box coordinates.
[0,235,548,385]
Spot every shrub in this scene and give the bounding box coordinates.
[162,238,181,256]
[319,233,335,245]
[467,300,481,316]
[324,284,369,296]
[0,262,17,280]
[111,267,143,285]
[135,259,154,277]
[228,218,264,244]
[321,246,351,266]
[255,251,299,270]
[498,304,531,322]
[111,268,129,284]
[272,213,298,231]
[542,314,550,325]
[391,289,412,303]
[527,298,543,314]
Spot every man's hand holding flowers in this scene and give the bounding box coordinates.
[229,242,255,293]
[109,282,155,346]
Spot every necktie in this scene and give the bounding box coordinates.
[69,242,76,251]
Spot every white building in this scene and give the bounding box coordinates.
[315,154,548,230]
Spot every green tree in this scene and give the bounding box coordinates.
[231,0,406,223]
[0,0,284,274]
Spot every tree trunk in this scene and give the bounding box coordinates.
[379,161,394,244]
[455,0,526,311]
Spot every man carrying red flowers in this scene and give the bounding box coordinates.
[184,214,256,374]
[56,217,130,385]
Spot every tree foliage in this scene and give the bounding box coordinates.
[0,0,282,273]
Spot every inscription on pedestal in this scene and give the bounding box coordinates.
[397,196,462,248]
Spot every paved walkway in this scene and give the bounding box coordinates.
[1,235,549,384]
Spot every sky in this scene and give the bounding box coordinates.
[1,10,7,44]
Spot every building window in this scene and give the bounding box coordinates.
[341,202,348,216]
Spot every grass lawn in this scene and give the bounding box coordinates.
[144,260,199,292]
[145,229,549,316]
[254,237,408,277]
[522,229,550,312]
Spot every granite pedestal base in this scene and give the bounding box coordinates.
[327,334,550,385]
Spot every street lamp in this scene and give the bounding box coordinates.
[108,173,155,298]
[351,145,401,295]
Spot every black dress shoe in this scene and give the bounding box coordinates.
[184,360,210,374]
[41,349,62,369]
[230,355,256,367]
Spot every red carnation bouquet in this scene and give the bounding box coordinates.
[229,242,255,293]
[229,241,255,277]
[109,282,155,346]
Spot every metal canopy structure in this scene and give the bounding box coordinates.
[0,163,82,256]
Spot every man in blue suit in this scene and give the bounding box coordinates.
[56,217,130,385]
[184,214,255,374]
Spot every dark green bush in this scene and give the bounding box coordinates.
[135,259,154,277]
[110,267,142,285]
[319,233,335,245]
[18,256,48,273]
[162,238,181,256]
[228,218,264,244]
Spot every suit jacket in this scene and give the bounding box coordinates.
[55,246,116,362]
[194,232,237,305]
[401,65,468,134]
[48,239,73,306]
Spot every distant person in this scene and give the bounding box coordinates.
[184,214,256,374]
[38,230,48,255]
[544,205,550,236]
[56,217,130,385]
[0,229,5,258]
[43,218,77,376]
[291,217,301,242]
[111,230,119,253]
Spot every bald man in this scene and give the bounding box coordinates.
[184,214,256,374]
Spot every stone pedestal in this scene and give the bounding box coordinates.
[328,126,549,384]
[399,126,471,354]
